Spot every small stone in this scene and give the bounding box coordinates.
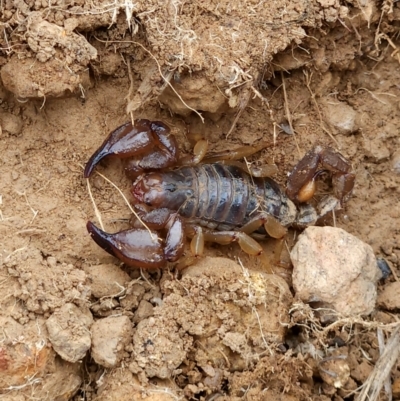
[350,359,373,383]
[133,317,189,379]
[318,347,350,388]
[0,112,23,136]
[377,281,400,310]
[46,303,93,363]
[158,72,228,116]
[321,99,358,135]
[91,315,132,368]
[362,136,390,162]
[392,377,400,398]
[291,227,381,316]
[391,149,400,174]
[1,56,92,99]
[133,300,154,323]
[0,317,54,388]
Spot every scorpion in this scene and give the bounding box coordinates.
[84,119,355,269]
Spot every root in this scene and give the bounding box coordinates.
[303,70,339,148]
[290,302,400,341]
[81,163,158,241]
[356,327,400,401]
[281,71,301,157]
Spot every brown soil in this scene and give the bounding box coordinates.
[1,0,400,400]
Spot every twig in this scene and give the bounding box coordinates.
[92,170,158,241]
[86,178,104,231]
[303,70,339,147]
[356,326,400,401]
[281,71,300,157]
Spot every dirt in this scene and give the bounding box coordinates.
[1,0,400,400]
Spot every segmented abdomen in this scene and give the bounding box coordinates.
[174,164,291,230]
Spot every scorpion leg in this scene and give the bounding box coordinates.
[238,213,288,239]
[186,224,263,256]
[180,139,209,166]
[202,142,271,164]
[286,146,355,204]
[202,141,279,177]
[205,231,263,255]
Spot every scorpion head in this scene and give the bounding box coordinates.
[132,172,192,210]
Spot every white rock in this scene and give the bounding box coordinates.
[291,227,380,316]
[91,315,132,368]
[391,149,400,174]
[46,303,93,363]
[321,99,358,135]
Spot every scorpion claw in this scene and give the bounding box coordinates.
[84,120,179,178]
[86,221,166,269]
[84,120,156,178]
[287,146,355,205]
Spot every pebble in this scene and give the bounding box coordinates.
[318,350,350,388]
[1,112,23,136]
[391,149,400,174]
[91,315,132,368]
[377,281,400,310]
[291,226,381,316]
[321,99,358,135]
[46,303,93,363]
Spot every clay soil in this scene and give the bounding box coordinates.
[1,0,400,400]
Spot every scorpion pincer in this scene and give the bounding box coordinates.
[84,119,355,269]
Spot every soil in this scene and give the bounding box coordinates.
[1,0,400,400]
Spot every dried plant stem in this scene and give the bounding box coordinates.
[281,71,301,157]
[92,170,157,241]
[356,326,400,401]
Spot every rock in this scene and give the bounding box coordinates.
[3,348,81,401]
[291,227,381,316]
[1,56,92,99]
[0,317,54,388]
[38,358,82,401]
[391,149,400,174]
[159,72,228,116]
[92,369,181,401]
[46,303,93,363]
[91,315,133,368]
[133,316,190,379]
[120,283,145,309]
[84,263,131,299]
[0,112,23,136]
[319,350,350,388]
[393,377,400,398]
[362,136,390,163]
[26,13,97,65]
[350,359,373,383]
[320,99,358,135]
[377,281,400,310]
[133,300,154,323]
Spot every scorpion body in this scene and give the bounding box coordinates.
[132,163,306,233]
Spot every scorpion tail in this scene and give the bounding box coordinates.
[86,221,166,269]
